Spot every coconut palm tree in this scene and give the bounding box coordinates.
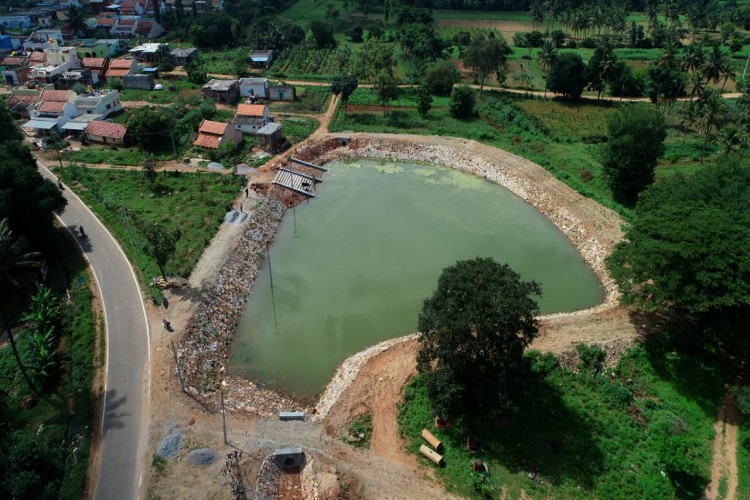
[657,41,680,71]
[687,71,708,101]
[0,219,42,394]
[696,89,730,162]
[701,45,729,85]
[538,39,558,98]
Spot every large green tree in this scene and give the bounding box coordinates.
[462,36,511,95]
[547,52,587,99]
[607,158,750,315]
[416,258,541,419]
[0,108,66,245]
[448,85,476,119]
[142,223,182,280]
[425,60,460,96]
[126,107,175,152]
[331,75,359,115]
[602,104,666,205]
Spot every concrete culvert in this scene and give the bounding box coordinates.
[188,448,217,467]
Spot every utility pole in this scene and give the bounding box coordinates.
[220,380,228,445]
[170,129,176,156]
[267,242,278,331]
[293,205,297,236]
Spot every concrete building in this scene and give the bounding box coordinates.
[201,79,239,104]
[123,74,154,89]
[1,53,31,85]
[23,30,64,51]
[0,15,33,30]
[75,89,122,118]
[238,77,268,99]
[30,40,81,83]
[128,42,168,64]
[169,47,198,66]
[269,84,296,101]
[231,103,270,134]
[248,50,273,69]
[57,68,98,89]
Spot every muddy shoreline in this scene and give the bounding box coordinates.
[176,135,625,417]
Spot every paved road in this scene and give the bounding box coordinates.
[37,162,151,500]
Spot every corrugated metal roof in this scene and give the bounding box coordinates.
[61,121,90,131]
[23,119,58,129]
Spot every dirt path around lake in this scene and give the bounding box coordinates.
[705,392,741,500]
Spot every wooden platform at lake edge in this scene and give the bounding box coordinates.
[272,167,318,197]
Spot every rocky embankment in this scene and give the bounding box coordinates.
[176,196,302,415]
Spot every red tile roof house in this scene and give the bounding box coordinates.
[1,54,31,85]
[231,103,271,134]
[81,57,110,82]
[105,58,139,83]
[192,119,242,154]
[85,120,128,145]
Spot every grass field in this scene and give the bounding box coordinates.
[56,166,244,282]
[269,86,331,114]
[64,146,174,166]
[399,336,726,498]
[739,422,750,498]
[119,80,202,103]
[280,117,319,143]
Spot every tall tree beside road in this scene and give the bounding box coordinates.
[142,223,182,280]
[462,36,512,95]
[374,72,399,116]
[602,104,666,205]
[425,60,460,96]
[331,76,359,116]
[416,83,433,116]
[0,113,66,245]
[537,38,557,98]
[448,85,476,119]
[417,258,541,419]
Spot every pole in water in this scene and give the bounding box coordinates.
[293,205,297,237]
[267,243,278,331]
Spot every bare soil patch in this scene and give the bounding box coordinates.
[437,18,534,42]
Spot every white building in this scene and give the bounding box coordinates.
[74,89,123,118]
[30,39,80,81]
[238,77,269,99]
[23,29,64,51]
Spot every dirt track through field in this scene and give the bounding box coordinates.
[705,392,741,500]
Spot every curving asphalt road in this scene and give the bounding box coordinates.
[37,161,151,500]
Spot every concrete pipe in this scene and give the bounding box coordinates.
[421,429,443,453]
[419,444,444,466]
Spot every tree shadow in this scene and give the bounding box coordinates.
[101,389,128,433]
[632,309,728,419]
[446,377,604,490]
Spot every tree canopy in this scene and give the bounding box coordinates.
[0,104,66,246]
[462,36,511,94]
[416,257,541,419]
[602,104,666,205]
[547,52,587,99]
[448,85,476,119]
[607,158,750,315]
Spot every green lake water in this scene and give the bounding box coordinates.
[230,159,604,401]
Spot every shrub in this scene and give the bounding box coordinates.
[448,86,476,119]
[581,37,598,48]
[577,343,606,373]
